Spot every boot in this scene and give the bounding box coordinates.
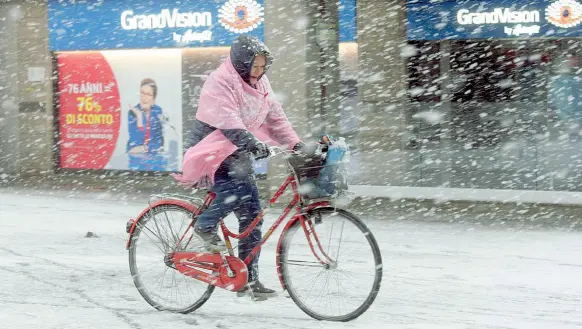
[193,226,227,252]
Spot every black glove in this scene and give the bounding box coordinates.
[251,141,271,160]
[293,142,305,153]
[293,141,319,156]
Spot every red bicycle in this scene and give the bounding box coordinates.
[125,147,383,322]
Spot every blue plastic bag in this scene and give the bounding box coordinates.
[308,134,349,198]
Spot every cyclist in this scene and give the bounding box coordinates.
[174,35,311,299]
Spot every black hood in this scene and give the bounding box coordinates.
[230,35,273,85]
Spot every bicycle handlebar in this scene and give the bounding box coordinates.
[264,144,325,160]
[267,146,291,157]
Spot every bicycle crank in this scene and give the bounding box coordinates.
[171,251,248,291]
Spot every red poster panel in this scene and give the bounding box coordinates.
[57,52,121,169]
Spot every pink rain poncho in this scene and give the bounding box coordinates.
[172,57,301,189]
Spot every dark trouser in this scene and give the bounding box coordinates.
[193,154,263,283]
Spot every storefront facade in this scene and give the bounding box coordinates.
[402,0,582,192]
[3,0,580,197]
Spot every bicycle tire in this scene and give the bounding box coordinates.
[129,203,214,313]
[278,207,382,321]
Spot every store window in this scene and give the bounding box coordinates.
[405,39,582,191]
[407,41,441,103]
[405,41,444,186]
[450,41,515,103]
[449,41,519,150]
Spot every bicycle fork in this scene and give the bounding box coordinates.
[301,213,336,267]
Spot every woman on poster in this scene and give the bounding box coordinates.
[126,78,167,170]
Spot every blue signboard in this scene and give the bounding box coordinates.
[339,0,357,42]
[407,0,582,40]
[48,0,265,51]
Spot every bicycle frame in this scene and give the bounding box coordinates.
[180,173,334,268]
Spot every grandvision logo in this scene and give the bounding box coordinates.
[457,8,541,25]
[121,9,212,30]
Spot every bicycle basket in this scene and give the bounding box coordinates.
[287,139,349,199]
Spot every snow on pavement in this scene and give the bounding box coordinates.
[1,188,582,329]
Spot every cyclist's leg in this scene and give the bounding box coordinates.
[193,174,235,232]
[194,154,259,248]
[233,177,262,282]
[233,176,278,298]
[193,160,245,250]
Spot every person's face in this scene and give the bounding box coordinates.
[140,85,155,109]
[249,55,266,86]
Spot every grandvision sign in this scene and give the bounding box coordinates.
[407,0,582,40]
[48,0,265,50]
[456,8,540,25]
[120,9,213,30]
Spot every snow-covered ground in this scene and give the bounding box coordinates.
[1,188,582,329]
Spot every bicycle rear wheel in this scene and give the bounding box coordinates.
[278,207,382,321]
[128,203,214,313]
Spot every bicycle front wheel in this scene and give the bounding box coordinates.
[278,207,382,321]
[129,203,214,313]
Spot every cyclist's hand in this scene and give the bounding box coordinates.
[293,141,319,157]
[292,142,305,153]
[252,141,271,160]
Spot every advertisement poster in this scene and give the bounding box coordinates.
[57,52,122,170]
[57,49,183,172]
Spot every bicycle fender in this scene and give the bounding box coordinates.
[275,201,331,290]
[125,199,198,250]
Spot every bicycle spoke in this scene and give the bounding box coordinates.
[151,212,172,252]
[333,270,355,313]
[314,272,332,310]
[163,209,189,250]
[334,268,365,292]
[335,218,346,261]
[326,218,335,257]
[293,267,328,306]
[138,223,171,253]
[160,211,182,249]
[333,271,347,316]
